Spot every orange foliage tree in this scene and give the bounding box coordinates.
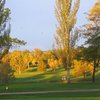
[48,59,62,71]
[73,60,93,78]
[9,51,27,74]
[23,50,34,69]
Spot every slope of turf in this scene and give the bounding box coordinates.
[14,67,67,83]
[0,92,100,100]
[0,68,100,100]
[13,67,100,83]
[0,82,100,93]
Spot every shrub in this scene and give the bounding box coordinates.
[0,63,15,83]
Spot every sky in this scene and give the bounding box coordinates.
[6,0,97,51]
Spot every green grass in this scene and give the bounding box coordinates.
[14,67,67,83]
[13,67,100,83]
[0,67,100,100]
[0,92,100,100]
[16,67,83,83]
[0,82,100,93]
[0,67,100,93]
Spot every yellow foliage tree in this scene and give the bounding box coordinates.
[55,0,80,83]
[10,51,26,74]
[23,50,33,69]
[1,53,11,64]
[48,59,62,71]
[37,61,46,72]
[73,60,93,78]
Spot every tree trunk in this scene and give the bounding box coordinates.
[83,72,86,79]
[92,61,96,83]
[28,63,29,69]
[67,68,70,83]
[18,67,21,75]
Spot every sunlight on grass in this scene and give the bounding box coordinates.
[14,67,66,82]
[44,74,55,80]
[13,67,100,83]
[58,71,66,76]
[96,70,100,75]
[15,72,42,78]
[15,68,43,78]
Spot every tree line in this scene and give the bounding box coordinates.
[1,48,94,83]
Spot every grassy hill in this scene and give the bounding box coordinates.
[13,67,100,83]
[0,67,100,100]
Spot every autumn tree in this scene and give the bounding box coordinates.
[33,48,43,64]
[2,50,35,73]
[55,0,80,83]
[33,49,59,72]
[32,49,44,71]
[10,50,27,74]
[23,50,33,69]
[80,1,100,82]
[73,60,93,78]
[1,53,11,64]
[41,50,56,69]
[48,58,62,71]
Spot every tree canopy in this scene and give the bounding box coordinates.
[0,0,26,60]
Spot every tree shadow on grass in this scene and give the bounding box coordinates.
[13,67,66,83]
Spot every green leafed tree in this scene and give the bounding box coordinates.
[54,0,80,83]
[0,0,26,60]
[0,0,26,82]
[80,1,100,83]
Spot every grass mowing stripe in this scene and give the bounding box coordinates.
[0,92,100,100]
[0,83,100,93]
